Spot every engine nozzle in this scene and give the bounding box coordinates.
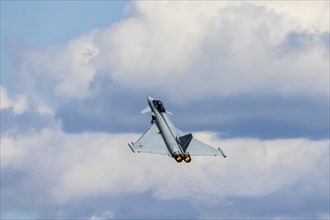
[173,151,183,163]
[175,156,183,163]
[183,152,191,163]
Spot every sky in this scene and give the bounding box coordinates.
[1,1,329,219]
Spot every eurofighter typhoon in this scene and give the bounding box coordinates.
[128,96,226,163]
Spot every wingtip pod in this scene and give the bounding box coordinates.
[128,142,135,153]
[218,147,227,158]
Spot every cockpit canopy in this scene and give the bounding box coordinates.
[153,100,166,113]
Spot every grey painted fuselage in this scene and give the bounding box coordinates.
[147,96,183,157]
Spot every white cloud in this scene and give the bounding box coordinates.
[53,36,99,98]
[1,136,26,168]
[9,2,329,104]
[1,86,28,114]
[1,86,54,117]
[89,210,115,220]
[94,1,329,101]
[253,1,329,32]
[10,35,99,100]
[1,129,328,207]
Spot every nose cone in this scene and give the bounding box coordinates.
[147,96,154,102]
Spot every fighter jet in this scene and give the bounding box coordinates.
[128,96,226,163]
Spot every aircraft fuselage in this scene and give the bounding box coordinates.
[147,96,190,162]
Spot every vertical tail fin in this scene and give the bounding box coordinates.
[141,106,151,114]
[178,133,193,152]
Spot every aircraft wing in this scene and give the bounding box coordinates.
[187,138,226,157]
[177,129,226,157]
[129,123,169,155]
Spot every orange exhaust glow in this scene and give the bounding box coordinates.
[184,157,191,163]
[176,156,183,162]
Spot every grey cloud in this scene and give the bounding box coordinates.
[278,30,330,56]
[174,95,329,140]
[1,191,198,219]
[1,109,55,136]
[55,87,329,140]
[54,76,152,133]
[229,184,329,219]
[1,167,61,219]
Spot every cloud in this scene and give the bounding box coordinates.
[6,2,329,103]
[6,36,99,100]
[253,1,329,32]
[89,211,115,220]
[3,2,328,138]
[1,1,329,219]
[1,86,28,114]
[1,85,55,136]
[1,129,328,218]
[51,90,329,140]
[95,1,329,100]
